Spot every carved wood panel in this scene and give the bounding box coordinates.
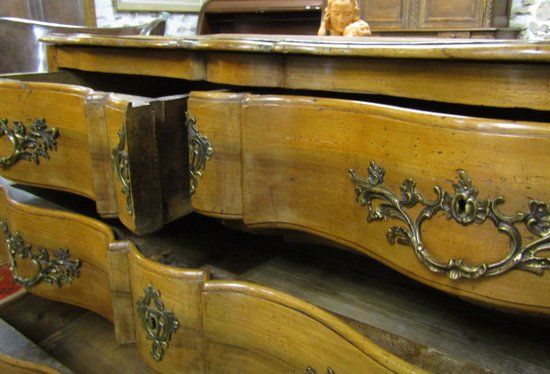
[360,0,506,30]
[363,0,409,29]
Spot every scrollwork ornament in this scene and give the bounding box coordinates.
[111,128,134,215]
[0,220,81,287]
[186,112,213,195]
[137,285,179,361]
[349,161,550,280]
[0,118,59,168]
[306,366,335,374]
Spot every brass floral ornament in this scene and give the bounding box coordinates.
[349,161,550,280]
[0,220,81,287]
[0,118,59,167]
[111,128,134,215]
[306,366,335,374]
[136,285,180,361]
[186,112,213,195]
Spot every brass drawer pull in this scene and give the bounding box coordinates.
[111,128,134,216]
[136,285,180,361]
[350,161,550,280]
[0,118,59,168]
[186,113,213,195]
[0,220,81,287]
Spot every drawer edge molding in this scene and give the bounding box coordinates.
[0,220,81,287]
[0,118,59,168]
[136,284,180,362]
[111,127,134,216]
[349,161,550,280]
[186,112,214,195]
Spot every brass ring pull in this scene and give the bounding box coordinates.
[0,118,59,167]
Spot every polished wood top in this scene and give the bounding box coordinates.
[42,33,550,62]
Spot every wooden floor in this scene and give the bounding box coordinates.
[0,198,549,373]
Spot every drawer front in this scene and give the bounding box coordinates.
[187,92,244,219]
[127,247,207,373]
[0,80,95,198]
[119,246,419,374]
[0,181,114,320]
[189,92,550,315]
[0,75,191,234]
[203,282,419,374]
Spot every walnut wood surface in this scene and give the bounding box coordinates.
[188,91,550,315]
[0,179,114,320]
[42,34,550,111]
[123,244,423,373]
[1,182,549,373]
[0,72,192,234]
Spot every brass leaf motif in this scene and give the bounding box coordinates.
[136,285,179,361]
[350,161,550,280]
[186,112,213,195]
[111,128,134,216]
[0,118,59,167]
[0,220,81,287]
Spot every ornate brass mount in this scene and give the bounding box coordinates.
[111,128,134,216]
[306,366,335,374]
[186,113,213,195]
[136,285,180,361]
[349,161,550,280]
[0,221,81,287]
[0,118,59,167]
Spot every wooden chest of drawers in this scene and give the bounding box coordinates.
[0,33,549,372]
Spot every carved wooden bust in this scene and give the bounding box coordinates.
[318,0,371,37]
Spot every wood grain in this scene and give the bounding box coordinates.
[0,180,115,320]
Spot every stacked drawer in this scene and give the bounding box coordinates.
[0,70,422,373]
[0,179,421,373]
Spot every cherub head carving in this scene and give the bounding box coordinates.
[318,0,365,36]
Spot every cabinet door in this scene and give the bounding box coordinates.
[417,0,485,28]
[363,0,409,29]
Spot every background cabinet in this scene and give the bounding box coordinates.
[362,0,512,29]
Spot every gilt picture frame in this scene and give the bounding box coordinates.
[116,0,206,12]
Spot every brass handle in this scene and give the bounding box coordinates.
[350,161,550,280]
[136,285,180,361]
[0,118,59,167]
[0,220,81,287]
[186,112,213,195]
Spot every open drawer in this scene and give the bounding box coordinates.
[0,71,191,234]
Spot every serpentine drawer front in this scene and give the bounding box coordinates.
[111,244,423,374]
[0,178,422,373]
[0,179,114,320]
[187,91,550,315]
[0,72,190,234]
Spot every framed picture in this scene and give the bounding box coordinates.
[116,0,206,12]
